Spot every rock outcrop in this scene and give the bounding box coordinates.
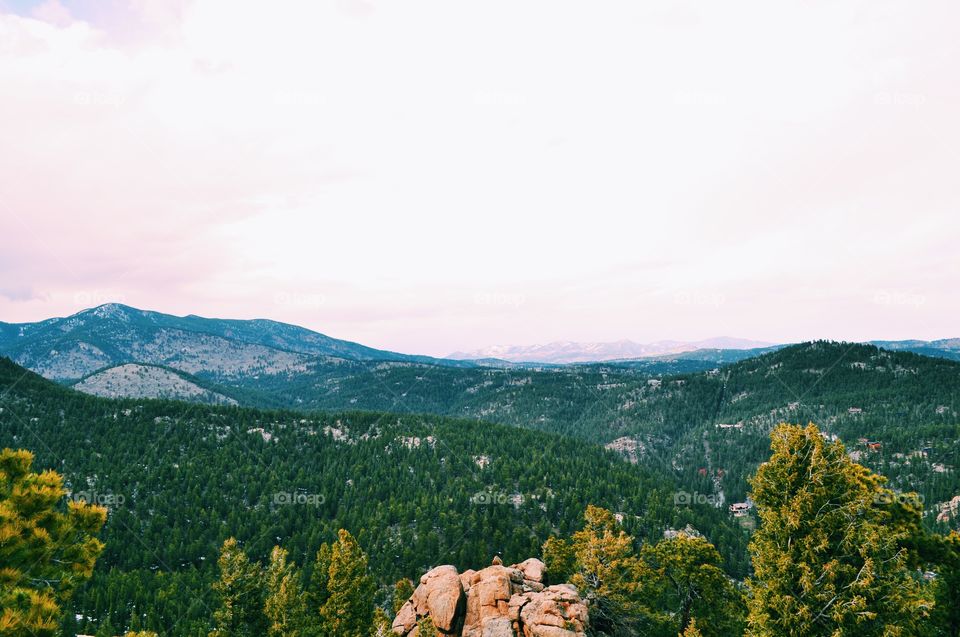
[392,558,588,637]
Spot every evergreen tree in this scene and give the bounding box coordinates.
[931,532,960,637]
[263,546,310,637]
[415,616,438,637]
[307,543,331,618]
[0,448,106,637]
[319,530,374,637]
[566,506,651,636]
[372,607,392,637]
[209,538,268,637]
[640,533,745,637]
[392,579,414,615]
[746,423,931,636]
[541,536,576,585]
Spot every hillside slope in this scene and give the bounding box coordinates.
[0,303,468,382]
[233,342,960,526]
[0,357,747,635]
[71,363,238,405]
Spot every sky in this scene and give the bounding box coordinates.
[0,0,957,357]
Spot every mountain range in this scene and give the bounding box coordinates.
[446,337,777,364]
[2,304,960,634]
[1,304,959,410]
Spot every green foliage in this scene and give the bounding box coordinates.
[541,537,576,585]
[320,530,375,637]
[209,539,268,637]
[930,532,960,637]
[307,543,331,621]
[546,505,742,637]
[372,606,392,637]
[640,533,745,637]
[0,357,740,634]
[746,423,931,637]
[392,579,414,615]
[415,615,438,637]
[263,547,311,637]
[0,448,106,637]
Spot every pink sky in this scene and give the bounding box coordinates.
[1,0,957,356]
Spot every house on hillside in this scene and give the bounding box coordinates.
[848,407,863,415]
[866,441,882,451]
[729,501,753,517]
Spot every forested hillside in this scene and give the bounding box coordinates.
[229,342,960,527]
[0,358,748,636]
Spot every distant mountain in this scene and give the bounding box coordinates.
[868,339,960,362]
[447,337,776,364]
[0,303,470,383]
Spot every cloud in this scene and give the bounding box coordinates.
[0,1,958,353]
[30,0,71,26]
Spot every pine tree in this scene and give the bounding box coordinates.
[372,607,392,637]
[746,423,930,636]
[415,616,438,637]
[0,448,106,637]
[392,579,414,615]
[931,531,960,637]
[209,538,268,637]
[263,546,310,637]
[681,618,703,637]
[541,536,576,585]
[319,530,374,637]
[307,543,331,617]
[566,506,650,635]
[640,533,745,637]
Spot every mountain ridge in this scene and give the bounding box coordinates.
[446,336,775,364]
[0,303,472,381]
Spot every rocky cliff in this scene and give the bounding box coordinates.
[392,557,589,637]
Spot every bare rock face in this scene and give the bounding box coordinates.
[392,558,588,637]
[392,565,465,635]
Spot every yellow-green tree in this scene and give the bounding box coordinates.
[209,538,268,637]
[392,578,414,615]
[415,616,438,637]
[930,531,960,637]
[543,506,743,637]
[319,530,374,637]
[307,543,331,620]
[0,448,106,637]
[640,533,745,637]
[371,607,392,637]
[746,423,931,636]
[541,536,576,585]
[542,506,657,635]
[263,546,310,637]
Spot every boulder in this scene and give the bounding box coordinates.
[392,600,418,634]
[393,558,588,637]
[511,558,546,584]
[411,565,465,633]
